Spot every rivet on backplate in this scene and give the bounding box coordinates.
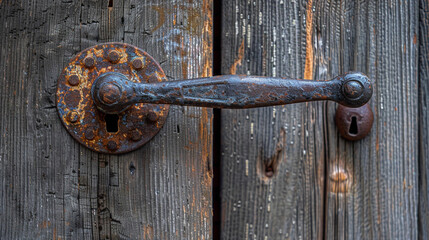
[107,141,118,151]
[67,111,79,123]
[68,75,80,86]
[108,50,120,63]
[131,58,144,69]
[85,127,95,140]
[83,56,95,68]
[130,129,142,141]
[147,110,159,122]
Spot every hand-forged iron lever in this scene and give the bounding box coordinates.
[92,72,372,114]
[57,43,372,154]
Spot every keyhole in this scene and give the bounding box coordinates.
[105,114,119,132]
[349,116,358,135]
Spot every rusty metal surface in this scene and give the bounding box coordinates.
[56,42,169,154]
[91,72,372,112]
[335,103,374,141]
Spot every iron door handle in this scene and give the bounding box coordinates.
[92,72,372,114]
[57,43,373,153]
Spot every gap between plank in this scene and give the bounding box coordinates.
[212,0,223,239]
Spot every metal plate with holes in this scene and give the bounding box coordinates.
[56,42,169,154]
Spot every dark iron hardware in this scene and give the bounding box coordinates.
[57,43,373,153]
[92,71,372,114]
[335,103,374,141]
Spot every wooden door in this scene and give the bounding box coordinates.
[1,0,429,240]
[0,0,212,239]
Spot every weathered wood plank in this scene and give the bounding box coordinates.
[419,0,429,239]
[220,1,325,239]
[0,0,213,239]
[220,0,421,239]
[322,1,419,239]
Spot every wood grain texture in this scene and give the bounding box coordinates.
[320,1,419,239]
[419,0,429,239]
[220,1,325,239]
[0,0,212,239]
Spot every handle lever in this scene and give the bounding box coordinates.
[92,72,372,114]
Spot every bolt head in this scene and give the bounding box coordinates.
[147,110,159,122]
[85,128,95,140]
[130,130,142,141]
[343,80,364,99]
[107,141,118,151]
[67,111,79,123]
[84,56,95,68]
[99,83,122,105]
[68,75,80,86]
[131,58,144,69]
[108,50,120,63]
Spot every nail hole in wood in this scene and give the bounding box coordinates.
[129,163,136,175]
[265,166,274,178]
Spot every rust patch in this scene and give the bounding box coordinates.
[183,5,203,36]
[151,6,166,33]
[181,36,188,79]
[40,221,51,229]
[303,0,314,79]
[201,0,214,229]
[229,40,245,75]
[201,0,213,181]
[202,0,213,78]
[199,107,213,180]
[64,90,81,108]
[143,225,154,239]
[152,4,203,36]
[413,34,417,44]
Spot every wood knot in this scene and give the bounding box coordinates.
[329,168,350,193]
[330,170,348,182]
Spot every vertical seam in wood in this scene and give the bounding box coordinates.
[212,0,222,239]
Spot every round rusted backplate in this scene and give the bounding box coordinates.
[57,42,169,154]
